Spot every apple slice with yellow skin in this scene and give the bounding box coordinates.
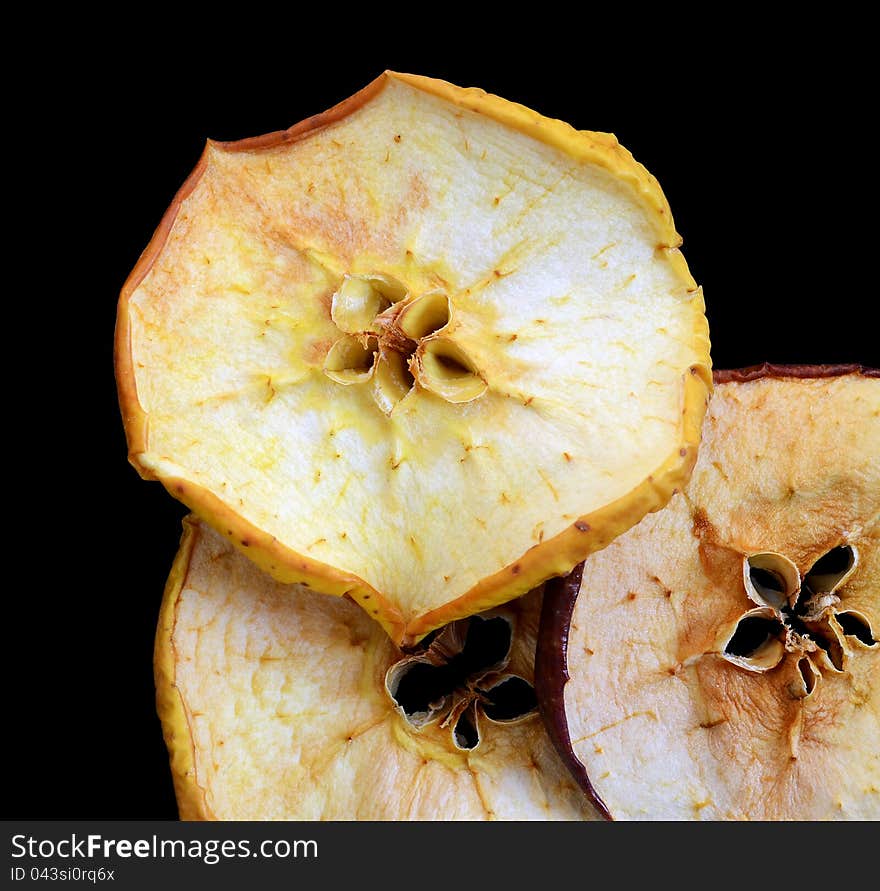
[536,366,879,820]
[157,516,600,820]
[117,71,710,646]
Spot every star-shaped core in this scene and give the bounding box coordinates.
[323,273,486,412]
[385,612,538,750]
[721,545,877,698]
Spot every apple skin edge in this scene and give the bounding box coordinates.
[536,561,612,821]
[712,362,878,383]
[534,364,877,822]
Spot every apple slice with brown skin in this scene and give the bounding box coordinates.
[536,365,879,820]
[157,516,600,820]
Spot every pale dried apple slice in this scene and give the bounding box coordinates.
[117,71,711,645]
[157,517,599,820]
[537,365,879,820]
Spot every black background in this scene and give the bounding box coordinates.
[11,29,876,820]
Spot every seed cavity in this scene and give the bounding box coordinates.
[480,675,539,722]
[836,610,877,647]
[385,658,450,727]
[743,552,800,609]
[372,350,415,415]
[452,703,480,750]
[323,335,378,384]
[806,620,846,672]
[803,545,856,594]
[398,290,451,340]
[331,275,392,335]
[789,656,820,699]
[722,608,786,671]
[417,340,487,403]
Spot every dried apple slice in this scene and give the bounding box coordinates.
[536,365,879,820]
[157,516,599,820]
[117,72,710,646]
